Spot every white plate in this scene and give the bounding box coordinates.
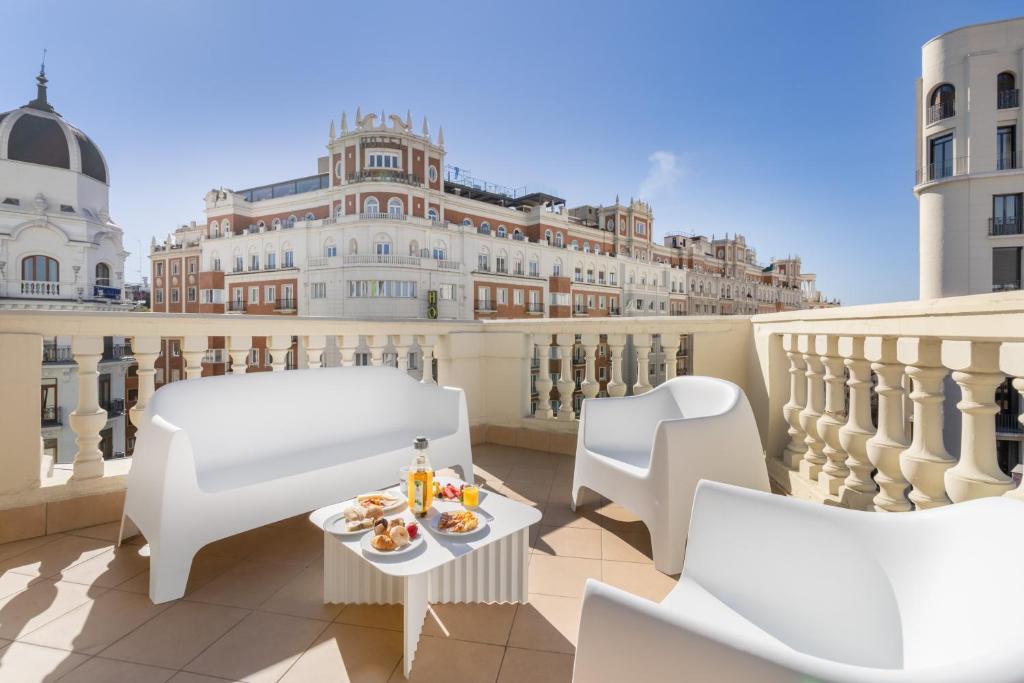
[360,528,424,557]
[355,491,406,514]
[433,511,488,537]
[323,512,375,538]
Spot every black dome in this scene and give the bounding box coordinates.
[7,112,70,170]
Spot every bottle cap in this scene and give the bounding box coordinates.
[414,436,428,450]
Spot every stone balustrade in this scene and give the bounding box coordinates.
[2,291,1024,541]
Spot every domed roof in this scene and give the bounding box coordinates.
[0,68,108,184]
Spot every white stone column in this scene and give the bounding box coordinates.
[556,333,576,421]
[1006,377,1024,501]
[898,338,954,509]
[798,335,826,480]
[606,334,627,397]
[182,336,206,380]
[128,336,160,430]
[533,334,554,419]
[0,334,42,493]
[338,335,359,368]
[781,333,807,469]
[268,335,291,372]
[579,333,600,400]
[305,335,327,369]
[228,336,251,375]
[69,336,107,481]
[838,336,877,507]
[633,333,652,394]
[816,335,849,495]
[865,337,911,512]
[418,335,438,383]
[665,333,680,380]
[394,335,412,373]
[944,340,1013,502]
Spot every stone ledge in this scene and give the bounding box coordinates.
[0,490,125,544]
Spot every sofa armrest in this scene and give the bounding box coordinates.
[124,415,199,538]
[573,579,800,682]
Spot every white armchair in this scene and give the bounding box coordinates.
[573,480,1024,683]
[570,376,769,574]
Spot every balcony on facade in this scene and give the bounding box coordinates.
[475,299,496,312]
[346,170,422,186]
[275,298,297,312]
[40,405,61,427]
[926,100,955,124]
[42,342,72,364]
[359,212,406,222]
[989,216,1022,236]
[916,155,969,185]
[100,398,125,417]
[997,151,1021,172]
[526,302,544,314]
[998,88,1020,109]
[227,301,246,313]
[993,280,1021,292]
[573,305,589,316]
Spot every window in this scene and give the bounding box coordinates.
[432,243,447,260]
[364,197,380,215]
[249,287,259,304]
[497,225,506,238]
[512,229,523,241]
[287,215,296,228]
[571,240,579,251]
[367,152,400,169]
[427,207,439,222]
[498,288,508,305]
[283,284,294,304]
[187,287,197,302]
[544,230,552,244]
[188,260,196,274]
[998,72,1018,109]
[529,259,539,277]
[95,262,110,286]
[514,289,524,305]
[171,288,180,303]
[599,295,606,309]
[23,254,59,282]
[265,285,276,303]
[155,289,164,304]
[311,282,327,299]
[929,133,954,180]
[305,212,315,222]
[210,220,219,236]
[496,255,507,273]
[993,194,1022,235]
[283,250,294,268]
[463,218,473,227]
[555,233,563,247]
[635,221,646,235]
[222,219,231,232]
[266,251,276,269]
[234,256,244,273]
[439,283,456,300]
[928,83,955,123]
[271,218,281,230]
[325,244,337,257]
[480,222,491,235]
[249,254,260,271]
[478,253,490,271]
[375,240,391,255]
[155,262,164,277]
[993,247,1022,291]
[997,125,1017,170]
[553,261,562,276]
[346,280,417,297]
[171,261,180,276]
[387,198,403,217]
[428,165,438,183]
[212,257,221,271]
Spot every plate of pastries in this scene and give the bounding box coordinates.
[355,491,405,514]
[327,497,403,536]
[360,517,423,556]
[433,510,486,536]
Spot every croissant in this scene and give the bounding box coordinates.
[371,533,397,551]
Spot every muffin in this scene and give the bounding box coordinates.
[389,525,411,547]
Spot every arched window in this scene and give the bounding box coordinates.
[554,232,563,247]
[512,229,523,241]
[427,207,439,222]
[571,240,579,250]
[928,83,955,121]
[374,234,392,255]
[432,240,447,260]
[364,197,380,215]
[480,222,491,235]
[387,198,403,217]
[286,215,297,228]
[998,72,1018,108]
[544,230,552,244]
[22,255,59,282]
[304,212,316,222]
[256,220,266,231]
[335,204,344,219]
[95,262,111,287]
[222,219,231,233]
[496,225,506,238]
[209,220,219,237]
[462,218,473,227]
[271,218,281,230]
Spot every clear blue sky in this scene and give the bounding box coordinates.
[3,1,1022,304]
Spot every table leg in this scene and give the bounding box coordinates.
[403,573,429,678]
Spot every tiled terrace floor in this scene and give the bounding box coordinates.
[0,445,679,682]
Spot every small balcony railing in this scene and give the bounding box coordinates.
[996,151,1021,171]
[996,411,1023,433]
[202,349,227,364]
[993,281,1021,292]
[102,344,126,361]
[343,254,420,267]
[275,298,297,311]
[20,280,62,297]
[610,306,621,316]
[93,285,121,300]
[989,217,1022,236]
[927,100,955,124]
[102,398,125,416]
[574,305,589,316]
[476,300,496,312]
[526,302,544,313]
[998,89,1020,109]
[227,301,246,313]
[346,171,423,186]
[916,156,968,184]
[41,406,61,426]
[359,212,406,221]
[43,343,73,363]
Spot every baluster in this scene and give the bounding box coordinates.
[228,335,251,375]
[533,334,555,419]
[305,335,327,369]
[339,335,359,367]
[665,333,680,380]
[816,335,849,494]
[838,336,877,507]
[944,341,1013,502]
[556,333,576,421]
[1006,377,1024,500]
[366,335,385,366]
[781,334,807,469]
[798,335,826,480]
[268,335,291,372]
[394,335,411,373]
[633,333,652,394]
[128,336,159,430]
[182,336,206,380]
[899,338,954,509]
[69,336,106,481]
[579,333,600,401]
[418,335,437,383]
[606,334,627,397]
[866,337,911,512]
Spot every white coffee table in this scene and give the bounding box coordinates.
[309,479,542,677]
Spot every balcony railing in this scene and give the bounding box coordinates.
[275,298,297,311]
[997,151,1021,171]
[227,301,246,313]
[346,171,423,186]
[42,343,73,363]
[993,281,1021,292]
[102,344,126,361]
[101,398,125,416]
[526,302,544,313]
[989,217,1022,236]
[927,100,955,124]
[476,300,496,312]
[574,305,590,316]
[996,411,1024,434]
[359,212,406,221]
[41,405,60,426]
[343,254,420,267]
[916,156,968,184]
[998,89,1020,109]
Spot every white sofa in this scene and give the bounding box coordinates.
[574,480,1024,683]
[123,366,473,603]
[570,376,769,574]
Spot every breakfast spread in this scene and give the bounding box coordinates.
[437,510,479,534]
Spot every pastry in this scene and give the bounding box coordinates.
[389,525,411,547]
[342,506,365,522]
[345,517,372,532]
[389,518,405,529]
[371,533,397,551]
[373,518,389,536]
[365,504,384,521]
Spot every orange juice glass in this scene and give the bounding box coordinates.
[462,484,479,508]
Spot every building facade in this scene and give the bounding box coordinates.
[0,70,136,465]
[915,16,1024,470]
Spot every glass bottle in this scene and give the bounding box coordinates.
[408,436,434,518]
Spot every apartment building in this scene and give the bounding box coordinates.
[915,16,1024,468]
[0,69,136,464]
